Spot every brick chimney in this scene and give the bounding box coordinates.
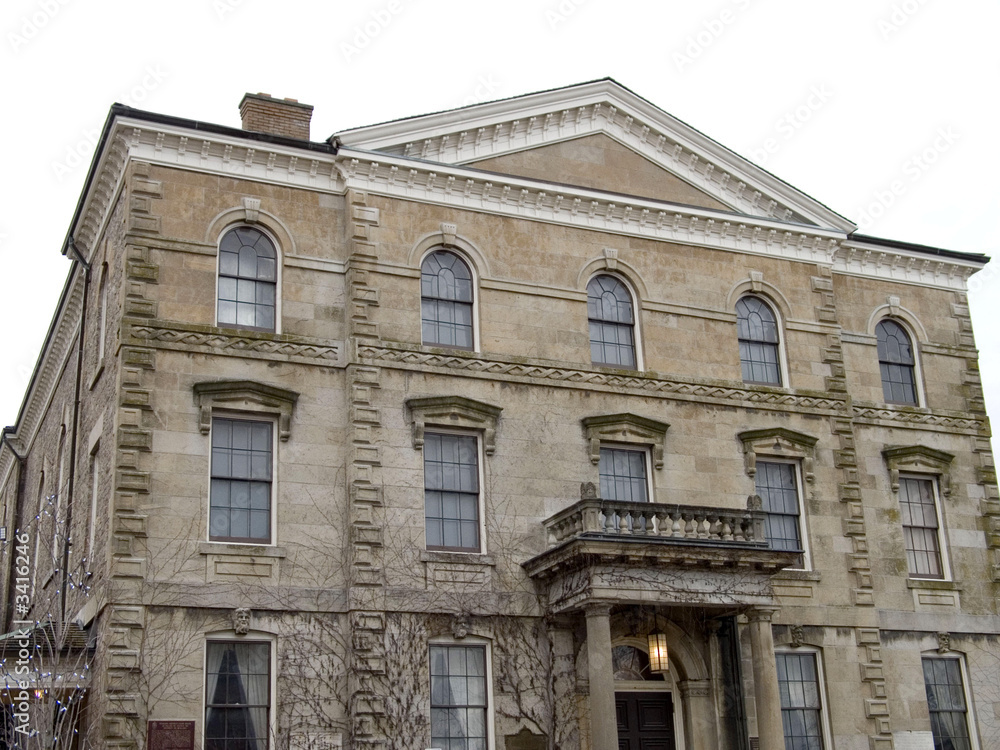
[239,93,314,140]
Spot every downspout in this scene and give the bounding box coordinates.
[61,238,90,623]
[1,426,27,631]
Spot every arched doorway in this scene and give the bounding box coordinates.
[612,640,683,750]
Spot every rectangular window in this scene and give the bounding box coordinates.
[424,433,481,551]
[900,476,944,578]
[210,418,273,543]
[922,657,974,750]
[756,461,803,554]
[430,644,488,750]
[599,447,648,502]
[205,641,270,750]
[776,651,826,750]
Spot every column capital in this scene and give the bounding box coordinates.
[583,602,613,618]
[746,607,779,624]
[678,679,712,699]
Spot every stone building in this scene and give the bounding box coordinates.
[0,79,996,750]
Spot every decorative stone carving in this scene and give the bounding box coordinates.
[406,395,503,455]
[749,270,764,292]
[580,482,598,500]
[440,222,457,245]
[451,614,470,640]
[738,427,818,484]
[747,494,763,511]
[603,247,619,270]
[790,624,804,648]
[937,631,951,653]
[193,380,299,441]
[887,295,901,317]
[882,445,955,497]
[358,344,847,412]
[233,608,251,635]
[581,413,669,469]
[242,196,261,223]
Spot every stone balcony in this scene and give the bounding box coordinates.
[523,493,800,613]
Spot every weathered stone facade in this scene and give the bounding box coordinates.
[0,80,996,749]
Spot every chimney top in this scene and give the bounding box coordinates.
[239,92,314,141]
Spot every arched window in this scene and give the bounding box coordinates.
[421,250,474,349]
[217,227,277,332]
[736,296,781,385]
[588,275,636,368]
[876,319,917,404]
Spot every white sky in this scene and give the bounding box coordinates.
[1,0,996,453]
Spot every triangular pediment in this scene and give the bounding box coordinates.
[334,79,855,231]
[467,133,730,211]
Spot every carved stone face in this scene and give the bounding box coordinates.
[451,615,470,640]
[234,608,251,635]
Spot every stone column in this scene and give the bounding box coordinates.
[747,608,784,750]
[679,679,717,750]
[584,603,617,750]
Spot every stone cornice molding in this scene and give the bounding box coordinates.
[193,380,299,441]
[406,395,503,455]
[581,413,670,469]
[65,116,981,297]
[835,239,981,292]
[881,444,956,496]
[851,405,983,434]
[334,79,853,230]
[336,146,847,268]
[361,343,845,415]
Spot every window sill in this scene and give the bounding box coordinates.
[907,578,962,591]
[198,542,287,558]
[88,360,105,390]
[420,550,495,566]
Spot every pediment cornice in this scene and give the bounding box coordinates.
[335,79,855,231]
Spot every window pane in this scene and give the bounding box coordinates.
[599,447,648,502]
[777,653,825,750]
[900,478,943,578]
[430,646,488,750]
[211,419,272,542]
[424,435,480,550]
[757,462,802,552]
[876,320,917,403]
[422,251,475,349]
[737,297,781,385]
[588,276,636,367]
[206,642,270,750]
[923,658,972,750]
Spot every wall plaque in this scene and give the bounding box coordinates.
[148,721,194,750]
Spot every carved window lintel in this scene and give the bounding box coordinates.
[193,380,299,441]
[406,396,502,455]
[738,427,818,483]
[882,445,955,496]
[581,413,669,469]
